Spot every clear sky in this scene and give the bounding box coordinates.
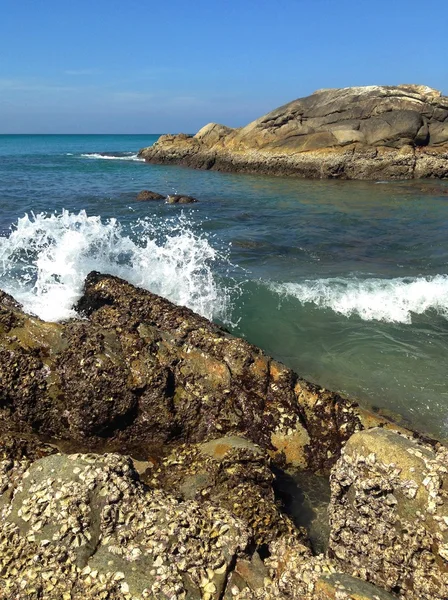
[0,0,447,133]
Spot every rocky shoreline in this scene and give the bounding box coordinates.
[1,273,447,599]
[138,85,448,180]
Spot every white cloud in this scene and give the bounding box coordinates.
[0,78,78,94]
[64,69,100,76]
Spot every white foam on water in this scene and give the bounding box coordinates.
[80,152,145,162]
[0,210,235,324]
[270,275,448,323]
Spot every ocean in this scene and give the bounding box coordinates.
[1,134,448,440]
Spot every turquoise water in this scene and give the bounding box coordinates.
[1,134,448,439]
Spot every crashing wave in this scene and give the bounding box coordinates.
[270,275,448,323]
[0,210,235,324]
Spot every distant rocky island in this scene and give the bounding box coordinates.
[139,84,448,179]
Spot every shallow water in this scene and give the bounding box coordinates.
[1,134,448,439]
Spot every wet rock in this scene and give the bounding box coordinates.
[166,194,198,204]
[315,573,398,599]
[139,85,448,180]
[0,452,250,600]
[223,552,271,599]
[328,428,448,600]
[144,435,305,546]
[135,190,165,201]
[265,534,337,599]
[0,273,379,472]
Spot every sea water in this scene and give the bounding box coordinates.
[1,134,448,439]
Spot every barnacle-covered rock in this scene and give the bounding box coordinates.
[0,452,250,600]
[0,273,397,473]
[328,428,448,600]
[145,435,306,546]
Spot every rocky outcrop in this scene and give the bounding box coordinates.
[1,275,448,599]
[139,85,448,179]
[0,271,401,473]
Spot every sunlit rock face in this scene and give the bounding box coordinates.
[139,85,448,180]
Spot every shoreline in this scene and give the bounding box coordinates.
[1,272,447,599]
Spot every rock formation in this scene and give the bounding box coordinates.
[328,428,448,599]
[138,85,448,180]
[136,190,166,201]
[1,272,447,599]
[0,271,387,472]
[166,194,198,204]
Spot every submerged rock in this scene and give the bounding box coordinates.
[138,85,448,180]
[166,194,198,204]
[136,190,165,201]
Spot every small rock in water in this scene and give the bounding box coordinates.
[166,194,198,204]
[136,190,165,201]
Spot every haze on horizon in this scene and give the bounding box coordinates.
[0,0,447,134]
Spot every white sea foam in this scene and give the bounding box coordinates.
[0,210,234,324]
[270,276,448,323]
[80,152,145,162]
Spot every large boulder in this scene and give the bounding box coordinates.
[328,428,448,600]
[138,85,448,179]
[0,452,250,599]
[0,272,394,472]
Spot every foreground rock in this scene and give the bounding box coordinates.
[329,428,448,599]
[0,442,399,600]
[1,274,448,599]
[0,271,396,473]
[139,85,448,180]
[1,451,251,599]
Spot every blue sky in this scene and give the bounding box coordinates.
[0,0,447,133]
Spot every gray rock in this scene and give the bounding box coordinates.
[315,573,398,599]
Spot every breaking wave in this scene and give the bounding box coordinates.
[80,152,145,162]
[0,210,236,324]
[270,275,448,323]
